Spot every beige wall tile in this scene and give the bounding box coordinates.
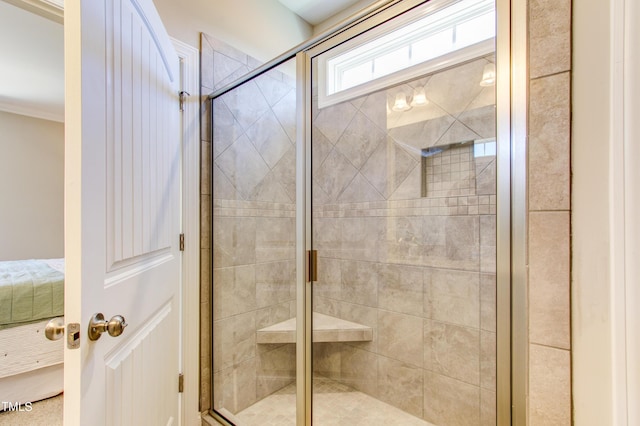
[255,216,295,263]
[377,310,424,367]
[481,389,496,426]
[213,358,257,414]
[529,72,571,211]
[201,141,211,196]
[212,216,256,268]
[426,320,481,386]
[480,331,496,391]
[480,273,496,332]
[480,215,496,273]
[203,33,248,66]
[211,98,242,158]
[425,59,486,118]
[386,216,424,266]
[340,345,379,397]
[314,257,342,300]
[334,112,387,170]
[378,356,423,418]
[529,0,571,79]
[215,135,270,199]
[313,296,340,317]
[421,216,481,271]
[424,371,480,426]
[314,101,357,144]
[255,260,296,308]
[360,139,418,199]
[256,344,296,399]
[201,195,211,249]
[200,95,212,143]
[200,248,211,306]
[201,359,211,412]
[529,344,571,425]
[200,36,214,91]
[340,260,379,308]
[245,110,292,169]
[313,342,342,381]
[378,263,424,316]
[425,268,480,328]
[213,265,256,320]
[213,312,256,372]
[255,302,290,330]
[529,211,571,349]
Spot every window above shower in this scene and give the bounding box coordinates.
[318,0,495,108]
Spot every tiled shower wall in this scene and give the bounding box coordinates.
[311,57,497,426]
[201,34,299,415]
[527,0,572,424]
[200,0,574,421]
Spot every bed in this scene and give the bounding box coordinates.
[0,259,64,407]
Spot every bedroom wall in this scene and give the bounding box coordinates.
[0,110,64,260]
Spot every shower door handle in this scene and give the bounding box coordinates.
[306,250,318,282]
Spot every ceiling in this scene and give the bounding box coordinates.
[0,0,64,122]
[277,0,373,25]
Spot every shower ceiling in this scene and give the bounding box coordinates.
[277,0,377,25]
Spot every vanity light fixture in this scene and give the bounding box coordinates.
[480,62,496,86]
[391,92,411,111]
[410,86,428,106]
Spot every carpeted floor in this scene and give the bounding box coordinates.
[0,394,63,426]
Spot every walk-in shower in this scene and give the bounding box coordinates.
[208,0,509,424]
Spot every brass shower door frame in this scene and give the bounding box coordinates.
[208,0,527,424]
[296,0,523,424]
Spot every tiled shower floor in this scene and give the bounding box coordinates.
[231,376,435,426]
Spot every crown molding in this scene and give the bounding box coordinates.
[3,0,63,24]
[0,101,64,123]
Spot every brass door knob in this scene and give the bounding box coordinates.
[45,317,65,341]
[88,313,128,341]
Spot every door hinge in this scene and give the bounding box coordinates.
[179,91,190,112]
[306,250,318,282]
[179,233,185,251]
[178,373,184,393]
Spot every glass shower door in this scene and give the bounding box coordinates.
[211,59,299,425]
[309,0,498,424]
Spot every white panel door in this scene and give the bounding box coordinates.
[64,0,181,424]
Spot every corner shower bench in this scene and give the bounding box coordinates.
[256,312,373,344]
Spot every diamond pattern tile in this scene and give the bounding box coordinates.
[360,139,418,198]
[314,101,357,144]
[223,80,270,130]
[314,149,358,201]
[255,70,293,106]
[335,112,387,169]
[246,109,292,169]
[215,134,270,199]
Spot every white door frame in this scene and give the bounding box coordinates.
[173,37,201,426]
[573,0,640,424]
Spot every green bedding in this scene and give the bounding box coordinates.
[0,259,64,329]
